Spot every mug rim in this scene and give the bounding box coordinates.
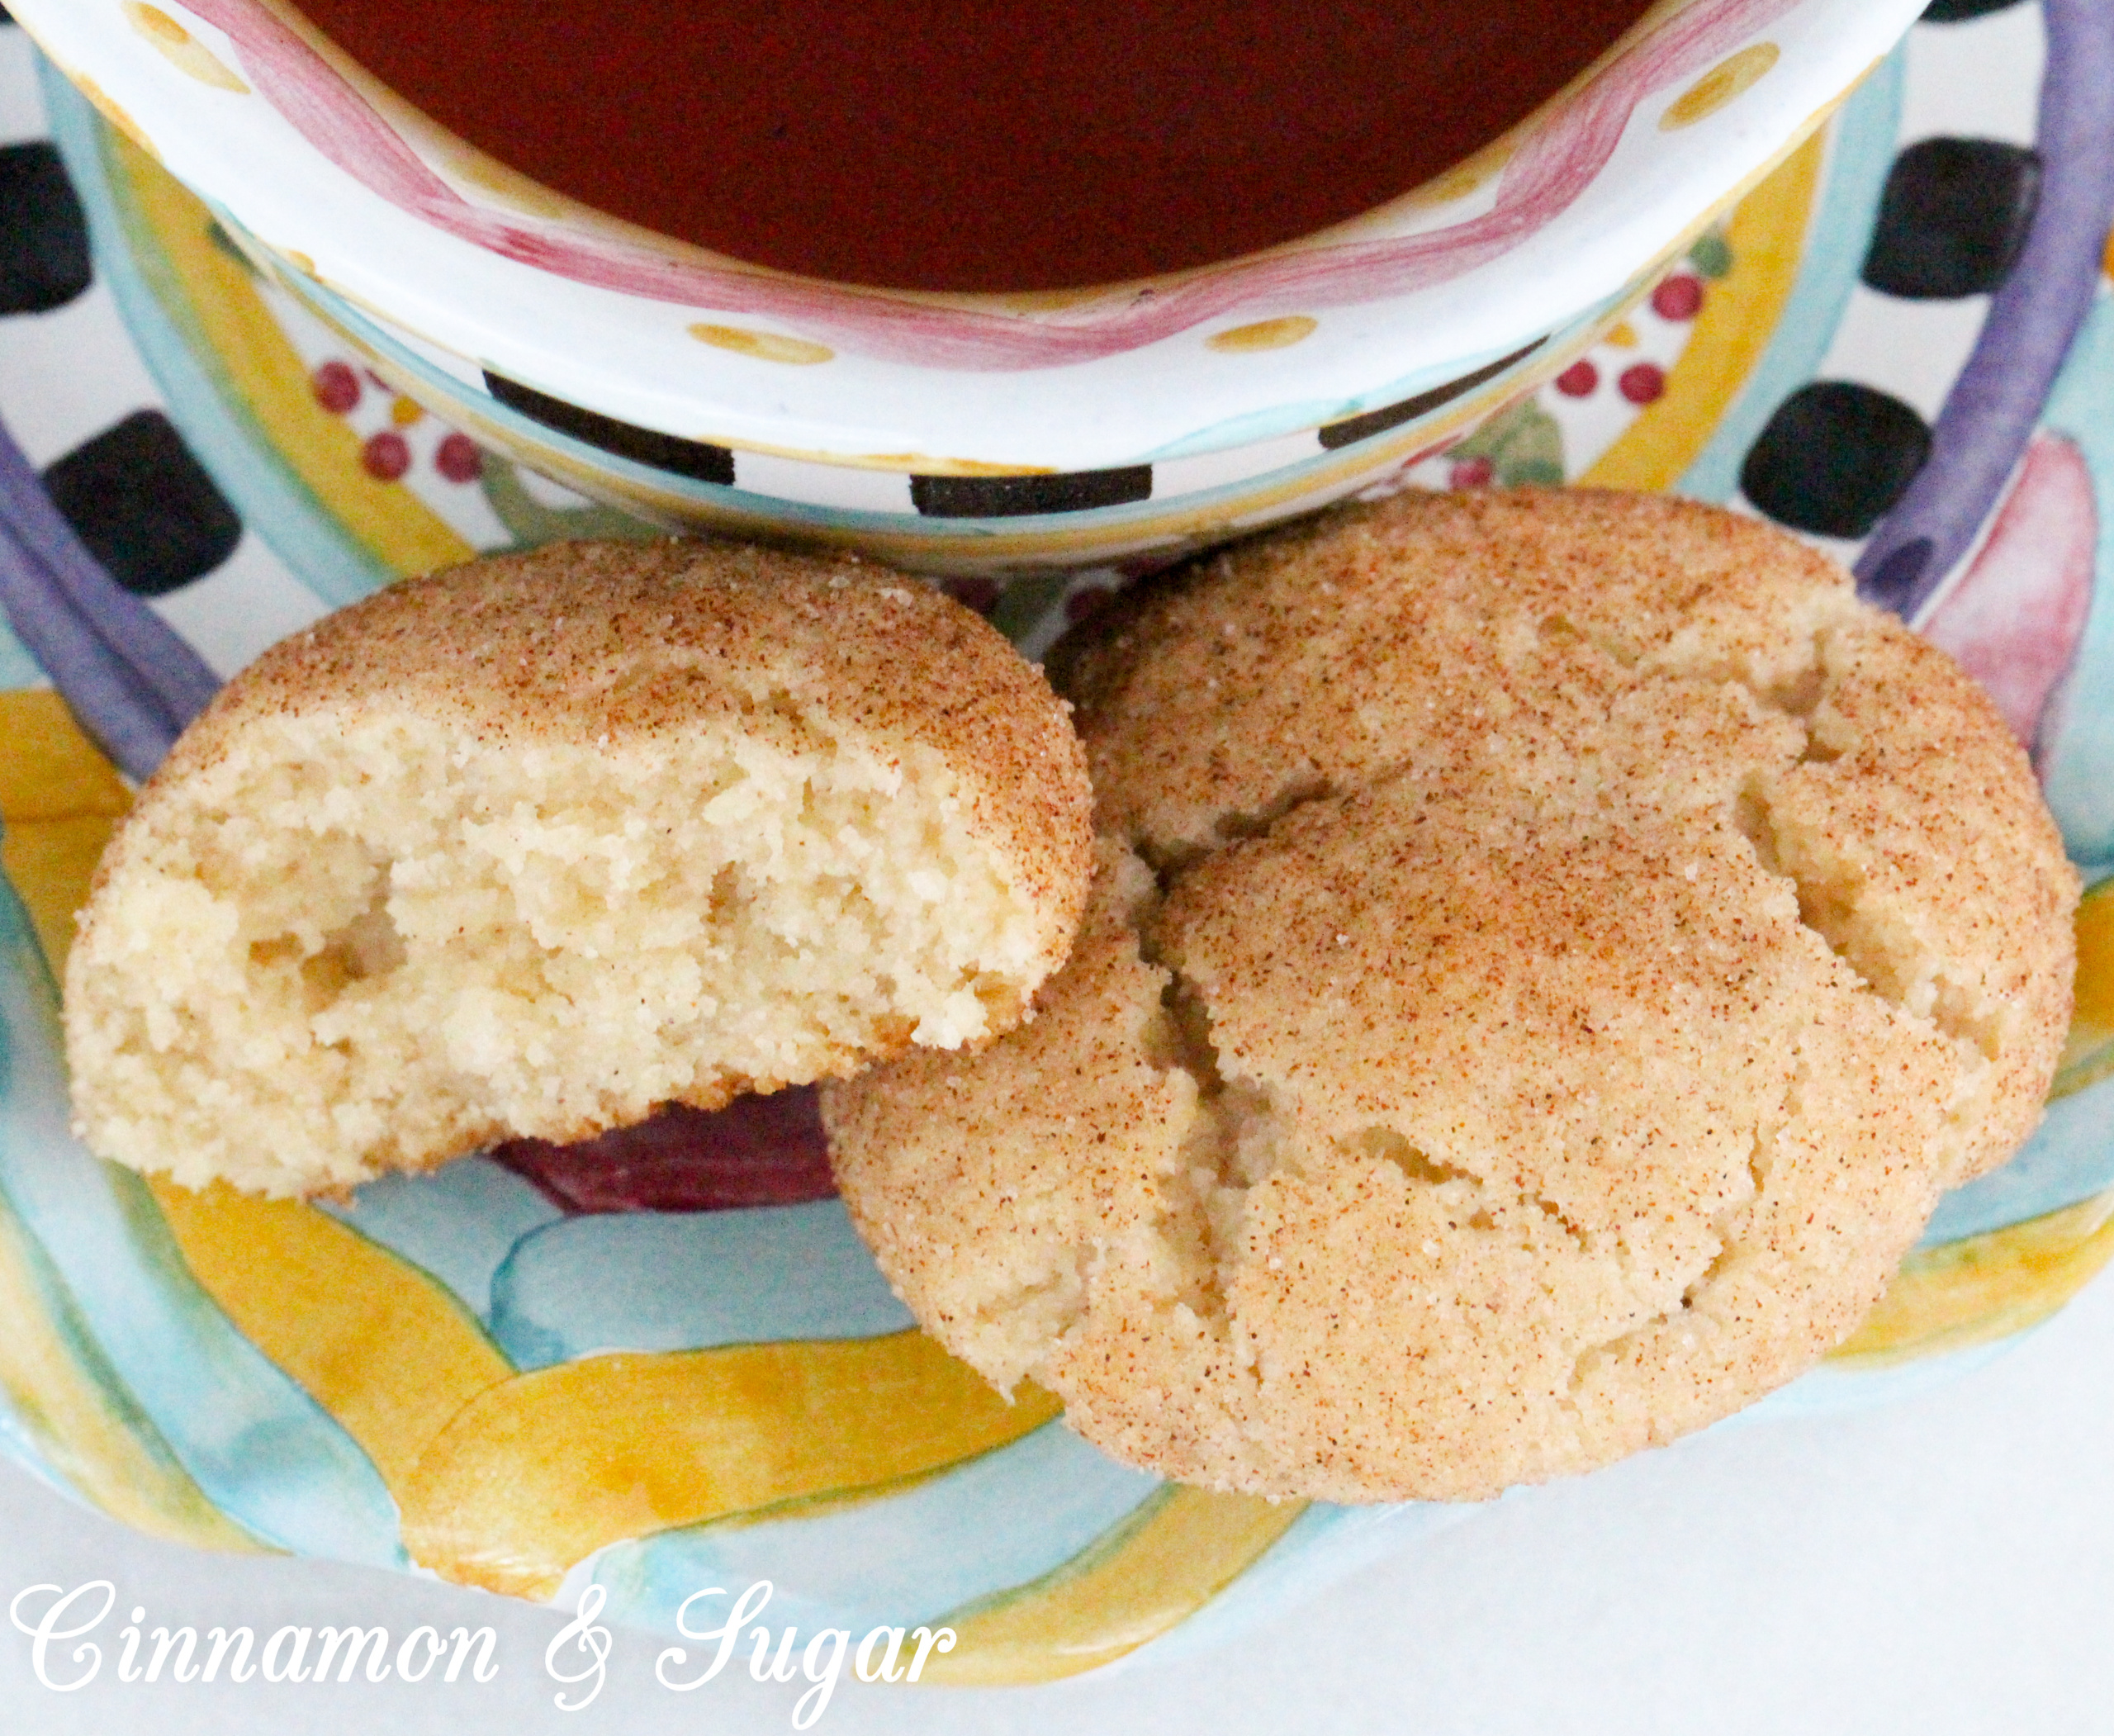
[13,0,1928,473]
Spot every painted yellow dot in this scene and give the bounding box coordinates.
[987,284,1115,314]
[874,455,1053,476]
[445,150,578,221]
[1207,316,1319,354]
[1401,140,1515,211]
[390,396,425,428]
[1604,320,1640,349]
[1661,42,1780,130]
[2103,219,2113,283]
[686,323,834,366]
[121,0,187,46]
[121,2,250,93]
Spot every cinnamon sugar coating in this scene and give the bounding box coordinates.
[827,490,2077,1502]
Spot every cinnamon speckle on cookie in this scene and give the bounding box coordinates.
[826,489,2077,1503]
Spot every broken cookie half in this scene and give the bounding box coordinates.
[825,491,2077,1503]
[64,538,1093,1198]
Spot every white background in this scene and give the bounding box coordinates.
[4,1256,2113,1736]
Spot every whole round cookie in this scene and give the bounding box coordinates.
[65,538,1093,1198]
[826,490,2077,1502]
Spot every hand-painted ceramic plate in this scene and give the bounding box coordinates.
[2,0,2112,1685]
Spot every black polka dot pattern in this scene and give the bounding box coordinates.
[483,370,736,486]
[0,142,93,315]
[910,465,1152,519]
[43,410,244,597]
[1862,138,2042,300]
[1739,382,1932,539]
[1920,0,2030,21]
[1317,337,1548,451]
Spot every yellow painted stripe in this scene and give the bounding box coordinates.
[2053,879,2114,1099]
[1828,1188,2114,1369]
[121,2,250,92]
[147,1179,514,1490]
[0,1186,264,1551]
[920,1485,1307,1685]
[0,690,130,821]
[104,128,474,578]
[0,690,131,975]
[0,700,247,1541]
[2,814,121,979]
[397,1335,1064,1599]
[2074,879,2114,1030]
[1582,124,1824,491]
[1661,42,1782,133]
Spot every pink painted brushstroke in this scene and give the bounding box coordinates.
[178,0,1798,370]
[1918,433,2097,765]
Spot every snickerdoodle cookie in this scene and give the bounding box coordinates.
[65,539,1092,1198]
[825,490,2077,1502]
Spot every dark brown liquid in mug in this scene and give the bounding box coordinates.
[295,1,1657,292]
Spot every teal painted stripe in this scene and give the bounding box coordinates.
[0,1180,81,1508]
[488,1200,912,1369]
[318,1156,561,1327]
[2027,291,2114,866]
[1143,403,1366,462]
[1921,1074,2114,1246]
[1677,50,1909,504]
[0,874,402,1563]
[40,66,393,610]
[0,622,40,690]
[594,1418,1161,1639]
[0,1166,257,1533]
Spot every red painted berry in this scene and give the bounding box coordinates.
[1554,360,1600,397]
[362,430,411,481]
[1448,455,1495,488]
[312,359,360,414]
[1651,273,1705,320]
[434,431,484,483]
[1619,363,1666,406]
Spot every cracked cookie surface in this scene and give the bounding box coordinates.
[825,490,2076,1501]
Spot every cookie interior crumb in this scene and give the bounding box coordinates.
[65,540,1092,1198]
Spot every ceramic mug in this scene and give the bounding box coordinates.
[11,0,1928,576]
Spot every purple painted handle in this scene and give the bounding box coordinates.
[1856,0,2114,618]
[0,414,220,780]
